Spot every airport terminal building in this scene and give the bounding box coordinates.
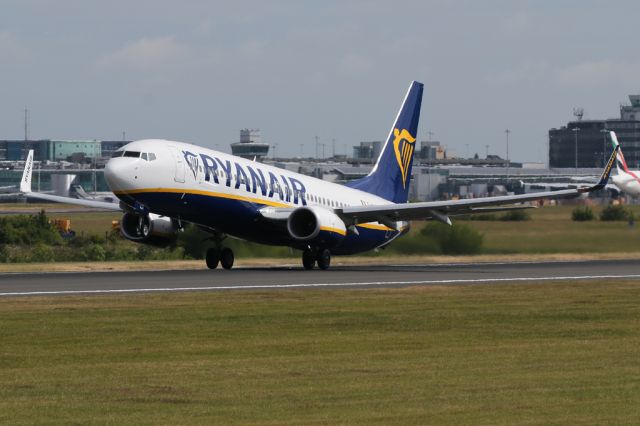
[549,95,640,168]
[0,139,129,163]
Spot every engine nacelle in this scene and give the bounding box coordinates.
[120,212,179,246]
[287,206,346,247]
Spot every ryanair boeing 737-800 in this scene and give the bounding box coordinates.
[19,81,617,270]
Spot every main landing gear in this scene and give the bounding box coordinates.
[206,247,234,270]
[302,248,331,270]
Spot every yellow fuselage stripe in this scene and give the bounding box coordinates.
[319,226,347,236]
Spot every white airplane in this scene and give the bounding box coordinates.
[19,81,617,270]
[610,132,640,196]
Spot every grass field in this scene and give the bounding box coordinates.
[2,280,640,424]
[468,204,640,254]
[1,203,121,235]
[396,204,640,255]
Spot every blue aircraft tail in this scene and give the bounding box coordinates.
[346,81,423,204]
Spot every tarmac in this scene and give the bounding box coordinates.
[1,259,640,296]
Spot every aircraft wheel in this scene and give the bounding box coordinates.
[316,249,331,270]
[220,247,234,270]
[302,249,316,270]
[205,248,220,269]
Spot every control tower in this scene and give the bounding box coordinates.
[621,95,640,120]
[230,129,270,160]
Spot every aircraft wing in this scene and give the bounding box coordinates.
[19,150,123,211]
[336,144,618,226]
[522,181,618,193]
[23,191,123,210]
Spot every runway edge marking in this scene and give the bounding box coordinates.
[2,274,640,296]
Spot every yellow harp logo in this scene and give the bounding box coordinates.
[392,128,416,188]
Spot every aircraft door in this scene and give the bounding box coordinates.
[169,146,185,183]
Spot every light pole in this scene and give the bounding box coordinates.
[314,136,319,159]
[572,127,580,172]
[505,129,511,178]
[599,128,608,167]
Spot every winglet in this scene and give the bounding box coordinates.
[579,144,618,193]
[20,150,34,193]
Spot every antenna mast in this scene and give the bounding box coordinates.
[24,107,29,141]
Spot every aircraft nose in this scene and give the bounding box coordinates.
[104,158,133,192]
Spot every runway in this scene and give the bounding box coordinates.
[1,259,640,296]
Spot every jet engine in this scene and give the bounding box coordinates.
[120,212,180,246]
[286,206,346,247]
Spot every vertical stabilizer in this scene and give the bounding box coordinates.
[610,131,629,173]
[346,81,423,203]
[20,150,34,193]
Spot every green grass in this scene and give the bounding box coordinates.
[2,281,640,424]
[47,211,121,235]
[395,204,640,255]
[470,205,640,254]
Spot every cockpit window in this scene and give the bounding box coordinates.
[111,150,124,158]
[123,151,141,158]
[138,152,157,161]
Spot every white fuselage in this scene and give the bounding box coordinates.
[611,169,640,196]
[105,139,394,209]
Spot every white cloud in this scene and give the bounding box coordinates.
[98,36,190,71]
[555,60,640,87]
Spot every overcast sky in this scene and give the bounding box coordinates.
[1,1,639,162]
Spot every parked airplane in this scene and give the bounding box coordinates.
[536,131,640,196]
[610,132,640,196]
[19,81,618,270]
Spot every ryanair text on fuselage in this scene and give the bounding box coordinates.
[183,150,308,206]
